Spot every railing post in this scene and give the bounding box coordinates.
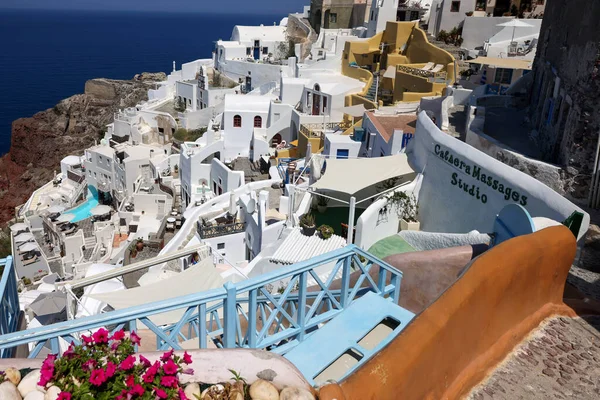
[223,282,237,348]
[340,254,351,308]
[198,303,207,349]
[248,289,257,348]
[297,272,308,342]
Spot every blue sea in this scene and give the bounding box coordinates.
[0,9,286,156]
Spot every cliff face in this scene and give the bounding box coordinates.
[0,73,166,225]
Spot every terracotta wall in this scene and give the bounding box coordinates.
[320,226,577,400]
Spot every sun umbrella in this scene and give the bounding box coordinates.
[90,205,112,216]
[28,292,68,325]
[20,242,39,252]
[47,205,66,213]
[497,19,534,43]
[10,223,28,233]
[14,233,34,243]
[57,214,76,223]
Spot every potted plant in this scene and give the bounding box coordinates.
[299,213,316,236]
[318,225,334,240]
[316,196,329,213]
[129,243,138,259]
[135,238,144,251]
[386,191,420,231]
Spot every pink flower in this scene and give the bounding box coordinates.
[82,359,97,371]
[142,369,156,384]
[160,375,178,388]
[105,361,116,378]
[130,331,141,345]
[89,368,106,386]
[82,335,93,345]
[163,359,179,375]
[63,343,75,358]
[57,393,72,400]
[182,368,194,375]
[139,354,151,368]
[111,329,125,341]
[179,389,188,400]
[130,384,145,396]
[38,368,54,387]
[182,351,192,364]
[125,375,135,387]
[160,349,174,362]
[119,355,136,371]
[155,388,168,399]
[92,328,109,344]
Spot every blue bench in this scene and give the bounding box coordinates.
[284,291,415,385]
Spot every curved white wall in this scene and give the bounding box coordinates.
[407,112,589,240]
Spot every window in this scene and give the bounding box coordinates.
[494,68,513,85]
[410,11,420,20]
[262,47,268,55]
[323,96,328,113]
[246,47,252,56]
[373,54,381,63]
[233,115,242,127]
[188,99,191,105]
[254,116,262,128]
[330,13,337,23]
[158,127,164,134]
[217,243,225,250]
[254,40,260,47]
[450,1,460,12]
[370,11,374,20]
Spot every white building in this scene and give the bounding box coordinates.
[221,94,272,162]
[367,0,400,37]
[428,0,477,37]
[358,112,417,157]
[323,134,362,159]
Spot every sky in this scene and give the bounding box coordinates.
[0,0,308,14]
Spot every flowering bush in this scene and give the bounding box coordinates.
[38,329,193,400]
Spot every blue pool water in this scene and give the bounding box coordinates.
[67,186,99,222]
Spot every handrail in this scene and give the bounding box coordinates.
[197,222,245,239]
[0,246,403,358]
[0,257,19,358]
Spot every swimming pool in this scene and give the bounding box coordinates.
[66,186,99,222]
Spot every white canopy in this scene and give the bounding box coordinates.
[497,20,534,28]
[10,223,28,232]
[90,258,225,326]
[57,214,76,223]
[310,154,416,196]
[14,233,34,243]
[336,104,368,118]
[20,243,39,252]
[90,205,111,216]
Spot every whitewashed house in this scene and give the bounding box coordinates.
[367,0,400,37]
[358,112,417,157]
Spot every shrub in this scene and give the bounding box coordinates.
[299,213,315,227]
[38,329,193,399]
[318,225,334,240]
[22,277,32,286]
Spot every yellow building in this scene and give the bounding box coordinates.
[342,21,456,104]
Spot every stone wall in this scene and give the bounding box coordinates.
[528,0,600,205]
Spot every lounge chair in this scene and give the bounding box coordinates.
[420,62,435,71]
[22,256,39,266]
[430,64,445,73]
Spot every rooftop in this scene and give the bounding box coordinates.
[365,112,417,142]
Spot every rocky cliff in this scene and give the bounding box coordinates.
[0,72,166,225]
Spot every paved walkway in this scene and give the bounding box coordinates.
[468,316,600,399]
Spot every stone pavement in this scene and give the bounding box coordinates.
[568,265,600,301]
[468,316,600,399]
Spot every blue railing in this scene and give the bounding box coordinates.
[0,257,20,358]
[0,246,402,358]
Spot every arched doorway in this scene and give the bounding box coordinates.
[271,134,282,147]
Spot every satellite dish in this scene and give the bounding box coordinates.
[247,198,256,214]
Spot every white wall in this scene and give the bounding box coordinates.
[210,158,244,195]
[462,16,542,50]
[133,193,169,217]
[203,232,246,265]
[428,0,476,36]
[324,135,361,159]
[407,111,590,240]
[176,81,198,111]
[367,0,400,38]
[218,60,283,90]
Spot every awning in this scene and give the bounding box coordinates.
[468,56,532,70]
[383,65,396,79]
[10,223,28,232]
[310,154,415,196]
[14,233,34,243]
[20,243,39,252]
[90,258,225,326]
[335,104,368,118]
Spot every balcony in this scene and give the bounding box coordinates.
[197,221,245,239]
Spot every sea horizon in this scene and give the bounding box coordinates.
[0,8,287,156]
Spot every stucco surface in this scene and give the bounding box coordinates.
[331,226,577,399]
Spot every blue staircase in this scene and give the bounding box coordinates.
[365,80,377,102]
[284,291,415,385]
